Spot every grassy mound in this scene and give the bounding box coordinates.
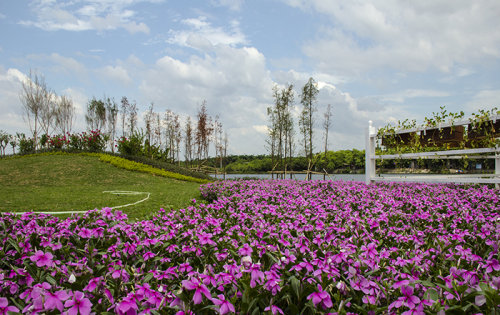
[0,153,203,219]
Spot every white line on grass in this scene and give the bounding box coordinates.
[9,190,151,215]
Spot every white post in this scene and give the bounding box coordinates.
[365,120,376,184]
[496,145,499,189]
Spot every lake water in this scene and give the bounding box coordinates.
[210,173,498,184]
[210,173,366,181]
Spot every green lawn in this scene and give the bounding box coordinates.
[0,154,203,220]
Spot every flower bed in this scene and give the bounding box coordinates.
[0,180,499,314]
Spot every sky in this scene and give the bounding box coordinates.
[1,0,500,155]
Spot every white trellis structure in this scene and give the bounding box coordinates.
[365,116,500,186]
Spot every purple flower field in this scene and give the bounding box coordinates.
[0,180,499,314]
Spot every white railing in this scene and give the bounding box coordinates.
[365,120,500,186]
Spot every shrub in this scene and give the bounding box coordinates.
[17,134,36,155]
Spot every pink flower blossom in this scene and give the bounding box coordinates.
[307,284,333,309]
[212,294,235,314]
[64,291,92,315]
[0,297,19,314]
[182,278,212,305]
[30,250,54,267]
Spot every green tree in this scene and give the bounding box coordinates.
[85,97,107,131]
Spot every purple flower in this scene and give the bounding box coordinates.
[248,264,265,288]
[198,232,216,246]
[307,284,333,309]
[64,291,92,315]
[389,285,421,311]
[117,294,139,315]
[143,251,156,261]
[212,294,235,314]
[83,277,102,292]
[182,278,212,304]
[361,242,378,259]
[44,290,71,312]
[239,243,253,256]
[29,250,54,267]
[0,297,20,314]
[264,305,284,314]
[483,259,500,273]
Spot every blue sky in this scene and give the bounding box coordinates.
[1,0,500,155]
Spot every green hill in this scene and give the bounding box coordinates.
[0,153,205,220]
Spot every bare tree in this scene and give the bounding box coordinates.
[300,77,319,159]
[120,97,129,137]
[214,116,224,170]
[128,101,138,136]
[154,112,162,148]
[19,70,53,149]
[196,101,212,162]
[174,114,182,165]
[269,84,294,176]
[106,97,118,152]
[55,95,75,135]
[164,110,175,162]
[184,116,194,167]
[39,94,57,137]
[323,104,333,156]
[144,103,154,144]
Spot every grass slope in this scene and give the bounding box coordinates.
[0,154,202,220]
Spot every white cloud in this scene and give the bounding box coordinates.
[382,89,450,103]
[168,16,248,49]
[98,65,132,86]
[20,0,152,34]
[211,0,244,11]
[0,68,30,134]
[286,0,500,75]
[135,44,274,154]
[465,90,500,113]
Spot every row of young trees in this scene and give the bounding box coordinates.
[84,94,228,167]
[19,71,76,150]
[17,70,228,168]
[267,77,333,176]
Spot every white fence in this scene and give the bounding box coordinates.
[365,119,500,186]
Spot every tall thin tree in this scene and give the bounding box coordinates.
[128,101,138,136]
[106,97,118,152]
[85,97,107,131]
[300,77,319,159]
[19,70,52,150]
[184,116,194,167]
[55,95,75,135]
[323,104,333,156]
[120,96,129,138]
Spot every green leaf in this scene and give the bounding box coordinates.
[46,274,57,286]
[142,272,154,283]
[423,288,439,302]
[290,276,301,300]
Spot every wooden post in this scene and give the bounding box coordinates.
[365,120,376,185]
